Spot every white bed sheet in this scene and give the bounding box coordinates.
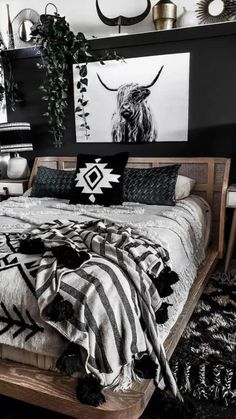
[0,194,211,362]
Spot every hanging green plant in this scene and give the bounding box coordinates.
[31,4,93,147]
[32,4,123,147]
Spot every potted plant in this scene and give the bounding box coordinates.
[32,4,92,147]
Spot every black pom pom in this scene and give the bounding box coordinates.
[43,294,74,322]
[51,246,90,269]
[155,302,172,324]
[159,266,179,285]
[149,273,173,298]
[148,266,179,298]
[133,354,158,379]
[19,238,45,254]
[56,342,82,375]
[76,374,105,407]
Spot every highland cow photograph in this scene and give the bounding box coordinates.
[73,52,190,143]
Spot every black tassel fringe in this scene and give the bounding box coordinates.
[133,353,158,379]
[19,237,46,254]
[56,342,82,375]
[149,266,179,298]
[43,293,74,322]
[155,302,172,324]
[76,374,105,407]
[51,246,90,269]
[170,358,236,407]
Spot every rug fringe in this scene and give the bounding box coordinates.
[170,359,236,406]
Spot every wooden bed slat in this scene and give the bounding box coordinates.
[0,358,155,419]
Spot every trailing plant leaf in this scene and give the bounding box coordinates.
[31,10,124,147]
[32,12,93,147]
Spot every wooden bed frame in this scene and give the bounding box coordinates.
[0,156,231,419]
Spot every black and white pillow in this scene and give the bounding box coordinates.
[70,153,129,206]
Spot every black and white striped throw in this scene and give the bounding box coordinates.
[29,219,180,398]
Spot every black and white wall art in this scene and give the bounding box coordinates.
[73,52,190,143]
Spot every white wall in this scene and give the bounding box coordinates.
[0,0,198,44]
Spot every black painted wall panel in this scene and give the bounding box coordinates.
[2,24,236,181]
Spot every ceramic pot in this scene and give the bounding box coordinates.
[176,7,199,28]
[7,154,30,179]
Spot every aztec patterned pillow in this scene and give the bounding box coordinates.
[70,152,129,206]
[123,164,181,205]
[31,166,75,199]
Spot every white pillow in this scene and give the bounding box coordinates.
[23,187,32,197]
[175,175,196,200]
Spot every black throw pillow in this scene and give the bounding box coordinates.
[123,164,181,205]
[31,166,75,199]
[69,152,129,206]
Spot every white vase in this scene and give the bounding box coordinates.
[7,154,30,179]
[176,7,199,28]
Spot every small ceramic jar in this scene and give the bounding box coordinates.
[176,7,199,28]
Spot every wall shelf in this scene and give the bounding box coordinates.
[1,21,236,60]
[90,21,236,51]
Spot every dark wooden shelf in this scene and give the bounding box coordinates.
[90,21,236,51]
[1,21,236,59]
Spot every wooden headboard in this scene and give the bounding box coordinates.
[29,156,231,258]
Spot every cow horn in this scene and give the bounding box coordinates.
[96,0,151,27]
[97,73,118,92]
[143,66,164,88]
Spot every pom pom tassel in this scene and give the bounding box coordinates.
[158,266,179,285]
[155,302,172,324]
[19,237,46,254]
[76,374,105,407]
[149,266,179,298]
[43,293,74,322]
[133,353,158,379]
[51,246,90,270]
[56,342,83,375]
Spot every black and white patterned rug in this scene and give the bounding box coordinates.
[143,269,236,419]
[0,269,235,419]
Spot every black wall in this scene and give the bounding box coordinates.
[2,22,236,181]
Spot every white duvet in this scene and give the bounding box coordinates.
[0,194,211,349]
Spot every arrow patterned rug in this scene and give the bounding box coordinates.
[143,268,236,418]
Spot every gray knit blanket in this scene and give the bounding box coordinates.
[0,218,179,397]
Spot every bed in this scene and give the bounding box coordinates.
[0,156,230,419]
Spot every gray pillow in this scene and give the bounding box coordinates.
[31,166,75,199]
[123,164,181,205]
